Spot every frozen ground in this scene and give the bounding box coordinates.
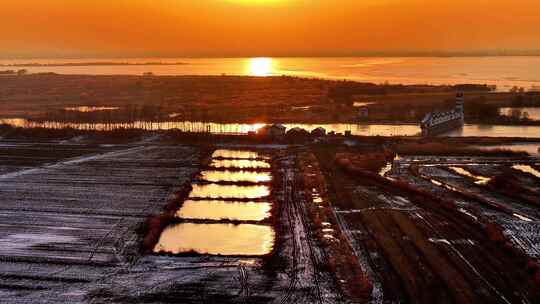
[0,140,200,303]
[0,140,343,303]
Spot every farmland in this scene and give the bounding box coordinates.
[313,145,540,303]
[0,136,344,303]
[0,129,539,303]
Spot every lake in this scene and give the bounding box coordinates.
[2,57,540,91]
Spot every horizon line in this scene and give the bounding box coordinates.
[2,50,540,60]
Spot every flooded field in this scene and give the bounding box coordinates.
[177,200,272,221]
[154,223,275,255]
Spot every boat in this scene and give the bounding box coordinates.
[421,93,465,136]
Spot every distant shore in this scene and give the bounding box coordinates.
[0,74,538,127]
[0,62,187,67]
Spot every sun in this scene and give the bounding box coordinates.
[248,58,274,76]
[225,0,286,5]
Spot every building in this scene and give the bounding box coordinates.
[258,124,286,138]
[357,106,369,119]
[286,127,310,137]
[268,124,286,137]
[421,94,465,136]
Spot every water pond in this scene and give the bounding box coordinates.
[177,200,272,221]
[154,223,275,255]
[189,184,270,199]
[200,170,271,183]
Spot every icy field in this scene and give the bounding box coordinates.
[0,141,199,302]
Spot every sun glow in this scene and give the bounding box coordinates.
[226,0,286,5]
[248,58,274,76]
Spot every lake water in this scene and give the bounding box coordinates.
[2,118,540,138]
[2,57,540,91]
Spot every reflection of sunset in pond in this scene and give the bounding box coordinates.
[153,223,275,255]
[177,200,272,221]
[210,159,271,169]
[200,170,271,183]
[64,106,119,112]
[212,149,267,159]
[248,58,274,76]
[189,184,270,199]
[448,166,491,185]
[512,165,540,178]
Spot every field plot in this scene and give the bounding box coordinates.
[70,146,341,303]
[0,140,118,176]
[0,140,200,303]
[315,147,540,303]
[269,151,345,303]
[396,156,540,259]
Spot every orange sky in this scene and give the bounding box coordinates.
[1,0,539,58]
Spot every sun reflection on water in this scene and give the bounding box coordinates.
[189,184,270,199]
[248,58,274,76]
[153,223,275,255]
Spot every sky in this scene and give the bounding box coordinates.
[1,0,539,58]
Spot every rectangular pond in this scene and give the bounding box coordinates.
[177,200,272,221]
[209,159,271,169]
[212,149,268,159]
[153,223,275,255]
[189,184,270,199]
[199,170,272,183]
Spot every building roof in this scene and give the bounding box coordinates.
[270,124,286,130]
